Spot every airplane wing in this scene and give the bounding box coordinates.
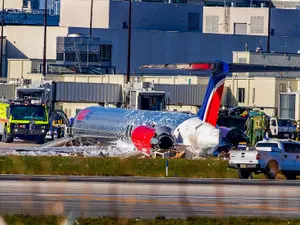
[140,62,300,73]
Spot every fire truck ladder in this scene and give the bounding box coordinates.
[73,41,83,74]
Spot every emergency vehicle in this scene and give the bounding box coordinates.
[0,97,50,144]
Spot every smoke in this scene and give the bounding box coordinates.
[100,139,136,157]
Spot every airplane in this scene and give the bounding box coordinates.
[70,61,300,156]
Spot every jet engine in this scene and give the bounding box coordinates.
[131,125,175,154]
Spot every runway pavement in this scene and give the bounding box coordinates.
[0,175,299,219]
[0,141,39,148]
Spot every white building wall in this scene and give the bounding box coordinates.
[203,6,300,37]
[109,1,203,32]
[272,0,300,8]
[0,0,23,9]
[60,0,203,32]
[60,0,110,29]
[4,26,68,60]
[203,6,269,35]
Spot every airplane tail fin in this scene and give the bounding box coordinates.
[196,72,227,127]
[140,61,300,127]
[140,61,229,127]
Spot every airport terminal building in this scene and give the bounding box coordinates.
[1,0,300,119]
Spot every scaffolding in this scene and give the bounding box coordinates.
[223,0,230,34]
[73,41,83,74]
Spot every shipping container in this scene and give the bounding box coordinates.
[53,82,122,103]
[0,84,17,99]
[155,84,206,106]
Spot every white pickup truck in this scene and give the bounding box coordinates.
[228,139,300,180]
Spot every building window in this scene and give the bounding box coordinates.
[100,44,112,62]
[238,57,247,63]
[57,53,63,61]
[88,54,99,63]
[123,21,128,29]
[271,29,275,36]
[238,88,245,103]
[234,23,247,35]
[279,83,287,92]
[252,88,255,104]
[65,53,76,62]
[23,0,29,8]
[188,13,200,31]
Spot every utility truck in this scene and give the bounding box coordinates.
[124,80,167,111]
[268,118,297,140]
[228,139,300,180]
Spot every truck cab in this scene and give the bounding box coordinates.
[127,81,166,111]
[269,118,297,139]
[0,98,50,144]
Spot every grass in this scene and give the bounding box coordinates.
[2,215,300,225]
[0,155,241,178]
[1,155,290,179]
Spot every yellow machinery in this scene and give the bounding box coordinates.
[0,97,50,144]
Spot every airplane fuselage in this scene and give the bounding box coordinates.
[72,106,220,155]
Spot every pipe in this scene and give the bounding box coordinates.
[0,0,4,78]
[42,0,48,77]
[126,0,132,84]
[40,137,72,148]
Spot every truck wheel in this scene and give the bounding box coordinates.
[1,128,13,143]
[238,169,251,179]
[285,174,297,180]
[290,133,295,140]
[264,161,279,179]
[36,136,45,144]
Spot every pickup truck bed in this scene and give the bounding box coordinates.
[228,147,270,178]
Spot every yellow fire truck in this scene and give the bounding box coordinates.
[0,97,50,144]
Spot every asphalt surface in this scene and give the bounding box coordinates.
[0,141,39,148]
[0,175,299,219]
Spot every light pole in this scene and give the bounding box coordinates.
[267,0,272,53]
[0,0,5,78]
[90,0,94,37]
[42,0,48,77]
[126,0,132,84]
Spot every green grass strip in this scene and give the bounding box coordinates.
[0,156,241,178]
[3,215,300,225]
